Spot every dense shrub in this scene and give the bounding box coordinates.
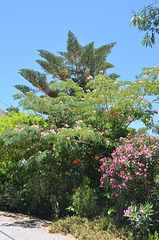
[0,66,159,223]
[0,111,46,134]
[99,133,159,234]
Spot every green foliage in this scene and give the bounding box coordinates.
[1,66,159,219]
[0,111,46,134]
[14,30,118,106]
[1,32,159,235]
[50,216,132,239]
[146,231,159,240]
[6,105,19,113]
[13,67,159,133]
[71,177,97,217]
[131,3,159,47]
[99,132,159,230]
[124,203,154,236]
[149,182,159,231]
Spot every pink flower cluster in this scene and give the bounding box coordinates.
[99,133,159,197]
[123,206,144,215]
[123,206,133,215]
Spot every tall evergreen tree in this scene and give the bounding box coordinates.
[14,31,119,104]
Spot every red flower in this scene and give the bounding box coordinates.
[95,156,100,159]
[61,186,67,190]
[110,111,118,116]
[73,159,81,164]
[88,151,92,155]
[2,199,6,203]
[153,110,158,114]
[72,188,76,192]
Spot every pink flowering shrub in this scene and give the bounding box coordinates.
[99,133,159,202]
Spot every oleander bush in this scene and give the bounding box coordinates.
[99,133,159,237]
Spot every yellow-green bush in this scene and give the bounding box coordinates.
[0,111,46,134]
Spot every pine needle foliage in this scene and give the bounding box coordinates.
[14,31,118,103]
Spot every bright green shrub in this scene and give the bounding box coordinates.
[147,231,159,240]
[72,177,97,217]
[0,111,46,134]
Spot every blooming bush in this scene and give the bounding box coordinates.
[99,133,159,203]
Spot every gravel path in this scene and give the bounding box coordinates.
[0,211,75,240]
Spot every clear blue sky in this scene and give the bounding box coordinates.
[0,0,158,128]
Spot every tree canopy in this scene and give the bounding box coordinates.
[14,30,119,104]
[131,3,159,47]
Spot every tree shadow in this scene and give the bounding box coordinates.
[0,212,50,229]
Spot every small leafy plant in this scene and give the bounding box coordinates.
[70,177,98,218]
[124,203,154,236]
